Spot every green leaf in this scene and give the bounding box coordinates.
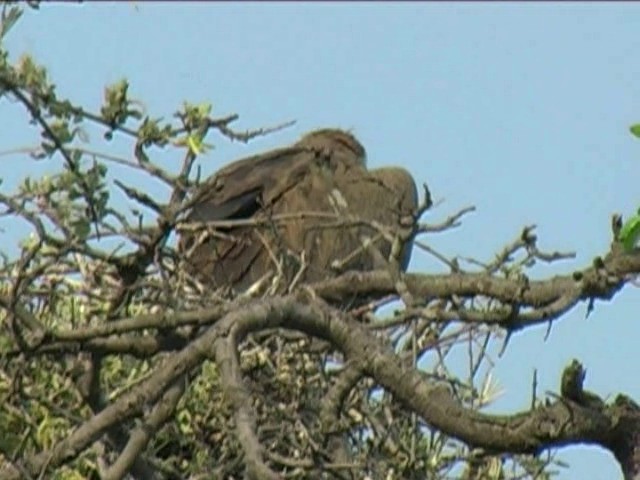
[101,79,131,127]
[619,209,640,252]
[71,219,90,240]
[630,124,640,139]
[173,133,212,155]
[0,6,24,40]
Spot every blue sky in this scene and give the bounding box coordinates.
[2,3,639,478]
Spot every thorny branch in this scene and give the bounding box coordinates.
[2,196,640,477]
[3,287,640,479]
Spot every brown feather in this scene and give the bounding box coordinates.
[179,129,418,295]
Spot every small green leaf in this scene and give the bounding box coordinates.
[619,209,640,252]
[0,6,24,40]
[630,124,640,139]
[71,219,90,240]
[186,135,202,154]
[173,133,212,155]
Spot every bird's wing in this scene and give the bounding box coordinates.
[368,167,419,270]
[335,167,418,271]
[368,167,418,216]
[182,144,321,291]
[189,146,313,222]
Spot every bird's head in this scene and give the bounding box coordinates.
[297,128,367,167]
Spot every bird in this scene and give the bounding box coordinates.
[178,128,419,296]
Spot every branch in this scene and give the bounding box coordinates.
[311,245,638,332]
[214,331,283,480]
[5,293,640,479]
[0,76,103,236]
[216,296,640,471]
[100,379,185,480]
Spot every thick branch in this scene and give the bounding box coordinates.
[4,294,640,479]
[313,246,638,330]
[217,296,640,475]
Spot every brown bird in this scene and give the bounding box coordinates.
[179,128,419,295]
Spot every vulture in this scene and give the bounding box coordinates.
[179,128,419,295]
